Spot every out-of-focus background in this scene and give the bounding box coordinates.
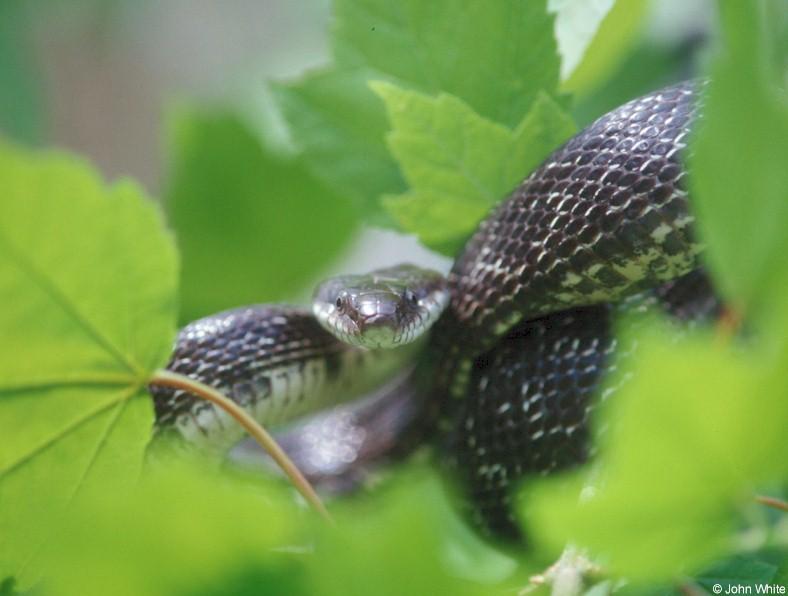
[0,0,716,294]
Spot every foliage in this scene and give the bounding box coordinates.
[0,2,43,144]
[375,84,575,253]
[0,144,177,587]
[164,108,357,323]
[690,1,788,320]
[0,0,786,595]
[274,0,563,226]
[521,0,788,584]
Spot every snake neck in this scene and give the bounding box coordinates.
[150,305,420,453]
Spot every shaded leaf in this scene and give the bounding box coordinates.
[690,1,788,320]
[695,555,778,592]
[304,469,511,596]
[272,67,405,225]
[0,2,43,144]
[165,108,358,323]
[43,461,304,596]
[562,0,649,94]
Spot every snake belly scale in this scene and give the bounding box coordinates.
[150,80,720,540]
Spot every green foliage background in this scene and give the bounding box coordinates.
[0,0,786,594]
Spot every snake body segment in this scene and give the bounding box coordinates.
[449,269,721,538]
[431,80,703,401]
[150,306,414,450]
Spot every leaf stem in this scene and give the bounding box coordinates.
[149,369,333,524]
[715,305,743,343]
[755,494,788,512]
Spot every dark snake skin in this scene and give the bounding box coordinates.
[153,308,344,427]
[447,270,721,540]
[150,306,393,450]
[430,80,702,402]
[151,81,720,541]
[424,80,719,538]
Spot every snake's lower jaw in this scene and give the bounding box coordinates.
[356,316,399,349]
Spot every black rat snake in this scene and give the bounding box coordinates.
[149,80,723,541]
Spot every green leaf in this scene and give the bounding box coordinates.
[690,0,788,320]
[275,0,562,224]
[375,83,575,254]
[333,0,560,129]
[523,326,788,581]
[42,461,304,596]
[272,67,405,224]
[562,0,649,94]
[43,463,523,596]
[549,0,616,82]
[304,469,512,596]
[164,107,358,323]
[695,556,778,593]
[0,144,177,587]
[0,2,43,144]
[0,578,19,596]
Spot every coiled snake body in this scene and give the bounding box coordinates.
[150,80,723,540]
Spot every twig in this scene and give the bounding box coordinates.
[755,494,788,512]
[149,369,333,524]
[715,305,743,343]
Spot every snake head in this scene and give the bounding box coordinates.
[312,264,449,349]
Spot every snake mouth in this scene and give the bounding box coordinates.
[356,314,399,349]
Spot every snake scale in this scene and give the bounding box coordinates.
[150,80,723,541]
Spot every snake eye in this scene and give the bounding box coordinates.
[405,290,418,306]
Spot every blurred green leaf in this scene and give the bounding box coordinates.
[695,555,778,592]
[0,144,177,587]
[164,108,358,323]
[0,578,19,596]
[549,0,616,82]
[42,461,526,596]
[333,0,560,129]
[690,0,788,320]
[304,470,509,596]
[764,0,788,81]
[0,2,43,144]
[524,326,788,581]
[43,461,305,596]
[562,0,649,95]
[272,67,405,225]
[522,0,788,583]
[275,0,561,224]
[571,38,698,129]
[375,83,575,254]
[180,561,308,596]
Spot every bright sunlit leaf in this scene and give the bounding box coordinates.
[0,144,177,587]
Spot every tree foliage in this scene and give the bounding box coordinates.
[0,1,785,594]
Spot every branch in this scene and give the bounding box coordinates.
[755,494,788,512]
[149,369,333,524]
